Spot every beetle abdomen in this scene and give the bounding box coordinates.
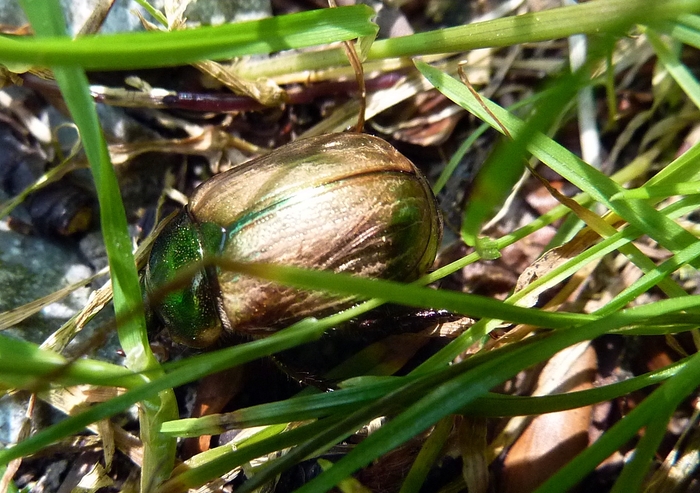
[147,133,442,345]
[213,169,438,333]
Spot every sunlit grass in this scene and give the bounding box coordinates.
[1,0,700,491]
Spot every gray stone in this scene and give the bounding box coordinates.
[0,218,93,344]
[0,0,271,34]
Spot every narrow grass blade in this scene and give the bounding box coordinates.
[17,0,176,487]
[368,0,700,59]
[417,61,700,266]
[0,6,376,70]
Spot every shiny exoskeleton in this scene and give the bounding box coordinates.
[144,133,442,347]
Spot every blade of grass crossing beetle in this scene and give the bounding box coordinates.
[0,318,329,465]
[17,0,177,489]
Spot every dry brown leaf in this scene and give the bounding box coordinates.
[96,419,115,471]
[108,127,263,166]
[513,224,604,309]
[182,367,245,459]
[501,343,597,493]
[71,460,115,492]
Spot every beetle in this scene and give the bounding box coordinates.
[144,132,442,348]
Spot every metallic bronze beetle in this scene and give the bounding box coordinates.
[144,133,442,347]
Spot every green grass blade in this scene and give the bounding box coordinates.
[612,181,700,199]
[0,334,145,389]
[658,16,700,51]
[234,2,700,80]
[16,0,154,372]
[163,296,700,492]
[645,129,700,187]
[0,318,331,465]
[133,0,168,26]
[610,405,675,493]
[399,416,454,493]
[294,297,700,493]
[217,260,593,328]
[646,27,700,110]
[596,232,700,316]
[459,71,581,247]
[157,419,340,493]
[16,0,179,487]
[535,347,700,493]
[426,153,649,292]
[160,379,404,436]
[417,61,700,266]
[416,194,700,372]
[0,6,376,70]
[161,351,689,436]
[468,356,690,417]
[368,0,700,60]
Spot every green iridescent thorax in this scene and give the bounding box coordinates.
[144,210,225,347]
